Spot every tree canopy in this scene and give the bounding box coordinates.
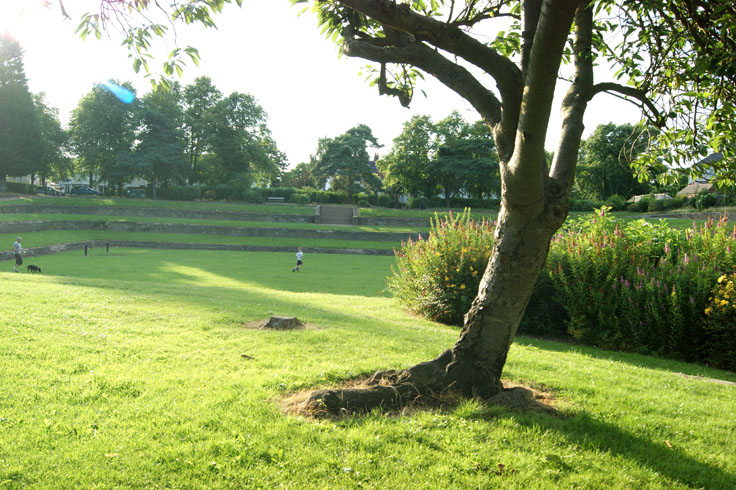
[313,124,382,200]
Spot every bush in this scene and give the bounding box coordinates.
[202,189,217,200]
[545,209,735,362]
[290,193,310,204]
[703,273,736,371]
[357,199,370,208]
[388,209,495,325]
[6,182,33,193]
[243,189,264,203]
[376,194,392,208]
[694,190,717,210]
[605,194,628,211]
[647,198,666,212]
[568,198,599,211]
[158,186,201,201]
[214,184,243,201]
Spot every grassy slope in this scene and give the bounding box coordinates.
[0,196,316,215]
[1,250,734,489]
[0,213,428,234]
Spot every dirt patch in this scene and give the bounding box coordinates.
[281,377,560,419]
[242,319,318,330]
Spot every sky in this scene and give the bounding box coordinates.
[0,0,642,169]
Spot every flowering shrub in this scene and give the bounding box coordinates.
[387,209,495,325]
[390,206,735,369]
[547,208,736,363]
[704,273,736,371]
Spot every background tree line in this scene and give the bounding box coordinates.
[0,33,694,205]
[1,34,287,194]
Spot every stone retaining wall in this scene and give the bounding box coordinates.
[0,220,418,242]
[0,240,393,262]
[352,216,432,227]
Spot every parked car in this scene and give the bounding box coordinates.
[36,186,65,196]
[126,188,146,198]
[69,186,101,196]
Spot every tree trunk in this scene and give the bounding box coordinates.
[307,189,565,413]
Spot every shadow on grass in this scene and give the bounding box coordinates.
[515,335,736,383]
[500,407,735,489]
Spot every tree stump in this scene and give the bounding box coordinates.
[262,316,305,330]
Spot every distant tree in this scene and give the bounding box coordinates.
[68,82,137,187]
[204,92,276,187]
[313,124,381,202]
[282,162,318,189]
[250,130,288,187]
[428,112,500,206]
[32,93,73,186]
[379,115,434,198]
[575,123,652,200]
[127,83,187,198]
[183,76,221,183]
[464,120,501,200]
[0,35,42,190]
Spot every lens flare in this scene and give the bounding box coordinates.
[99,80,135,104]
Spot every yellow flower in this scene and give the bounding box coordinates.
[460,284,466,289]
[705,307,712,316]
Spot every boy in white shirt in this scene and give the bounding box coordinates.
[292,248,303,272]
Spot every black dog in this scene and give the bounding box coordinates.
[27,265,42,273]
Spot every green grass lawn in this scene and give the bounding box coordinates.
[1,250,734,489]
[0,196,317,215]
[0,231,402,251]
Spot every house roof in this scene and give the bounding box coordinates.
[676,182,714,196]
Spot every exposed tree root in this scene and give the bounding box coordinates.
[299,350,540,417]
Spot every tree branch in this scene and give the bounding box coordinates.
[591,82,662,124]
[342,31,503,127]
[549,0,594,190]
[336,0,521,155]
[520,0,542,81]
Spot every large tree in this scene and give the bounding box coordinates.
[574,123,653,200]
[68,82,138,188]
[183,76,221,183]
[313,124,382,201]
[73,0,736,413]
[32,93,73,187]
[429,111,500,206]
[0,35,42,190]
[379,114,435,198]
[127,83,188,198]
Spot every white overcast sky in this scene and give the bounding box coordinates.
[1,0,641,168]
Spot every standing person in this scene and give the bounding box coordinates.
[13,236,22,273]
[292,247,304,272]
